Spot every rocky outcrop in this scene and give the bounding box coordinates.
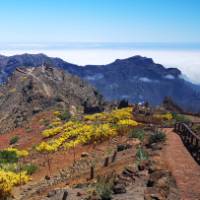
[162,97,183,113]
[0,66,105,134]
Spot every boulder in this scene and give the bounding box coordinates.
[113,183,126,194]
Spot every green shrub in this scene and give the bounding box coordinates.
[96,177,113,200]
[149,131,166,144]
[0,163,19,172]
[57,111,71,121]
[47,124,54,129]
[22,164,38,175]
[0,150,18,164]
[117,144,132,152]
[192,125,200,134]
[43,119,50,126]
[129,128,145,141]
[172,113,190,123]
[9,136,19,145]
[136,146,148,161]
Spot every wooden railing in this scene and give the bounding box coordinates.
[174,123,200,164]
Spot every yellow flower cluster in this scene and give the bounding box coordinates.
[53,111,61,116]
[108,108,133,123]
[51,119,62,127]
[41,120,82,138]
[37,108,136,152]
[0,170,29,198]
[6,148,29,157]
[37,123,117,152]
[84,113,107,122]
[84,107,133,123]
[0,148,30,197]
[154,113,173,121]
[42,126,63,138]
[162,113,173,120]
[36,141,55,153]
[117,119,138,127]
[63,123,116,149]
[37,121,83,152]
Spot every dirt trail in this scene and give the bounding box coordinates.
[163,128,200,200]
[17,67,52,97]
[26,69,52,97]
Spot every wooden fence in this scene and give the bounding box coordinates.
[174,123,200,164]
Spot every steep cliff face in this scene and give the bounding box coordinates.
[0,66,105,133]
[0,53,200,112]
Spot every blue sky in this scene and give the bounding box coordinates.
[0,0,200,43]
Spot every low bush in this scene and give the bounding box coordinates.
[149,131,166,144]
[42,119,50,127]
[57,111,71,121]
[129,128,145,141]
[22,164,38,175]
[96,176,114,200]
[0,150,18,164]
[9,136,19,145]
[172,113,190,123]
[192,124,200,135]
[136,146,149,161]
[117,144,132,152]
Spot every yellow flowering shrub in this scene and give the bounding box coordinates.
[84,107,132,123]
[36,142,55,153]
[117,119,138,127]
[108,108,132,123]
[84,113,108,122]
[53,111,61,116]
[6,148,29,158]
[162,113,173,120]
[51,119,62,127]
[42,126,63,138]
[37,107,137,152]
[0,170,29,198]
[154,113,173,121]
[63,123,117,149]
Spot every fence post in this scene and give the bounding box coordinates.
[176,123,200,165]
[62,191,68,200]
[90,166,94,179]
[111,151,117,163]
[104,157,109,167]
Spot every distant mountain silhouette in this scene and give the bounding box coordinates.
[0,53,200,112]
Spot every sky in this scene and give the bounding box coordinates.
[0,0,200,43]
[0,0,200,84]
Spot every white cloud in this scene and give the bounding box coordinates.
[164,74,175,79]
[139,77,152,82]
[139,77,159,83]
[85,74,104,81]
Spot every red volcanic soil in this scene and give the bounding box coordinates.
[163,128,200,200]
[0,111,54,149]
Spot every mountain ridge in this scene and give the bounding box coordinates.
[0,53,200,112]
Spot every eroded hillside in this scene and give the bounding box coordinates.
[0,106,183,200]
[0,66,105,134]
